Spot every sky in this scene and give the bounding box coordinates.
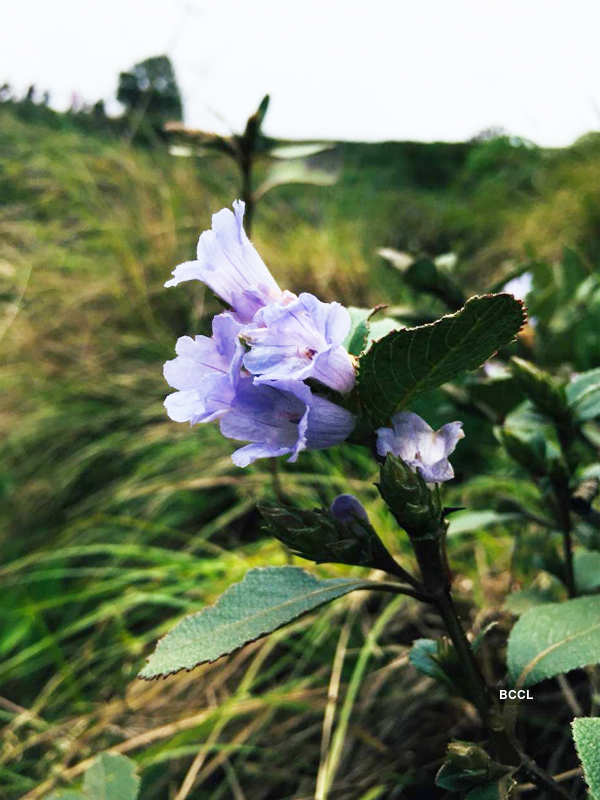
[2,0,600,146]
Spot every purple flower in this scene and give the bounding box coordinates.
[242,292,355,393]
[163,313,243,424]
[165,200,295,322]
[218,378,356,467]
[330,494,370,524]
[376,411,464,483]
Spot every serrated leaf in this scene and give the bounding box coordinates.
[507,595,600,687]
[572,717,600,800]
[567,368,600,421]
[357,294,526,426]
[575,551,600,594]
[83,753,140,800]
[140,567,374,678]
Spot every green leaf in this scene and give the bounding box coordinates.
[409,638,453,687]
[357,294,526,426]
[83,753,140,800]
[572,717,600,800]
[507,595,600,687]
[45,792,86,799]
[575,551,600,594]
[447,510,521,537]
[344,308,372,356]
[436,741,511,792]
[140,567,374,678]
[567,368,600,421]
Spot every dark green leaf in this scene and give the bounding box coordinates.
[507,595,600,686]
[357,294,526,426]
[436,742,511,791]
[140,567,374,678]
[409,638,453,688]
[572,717,600,800]
[567,368,600,421]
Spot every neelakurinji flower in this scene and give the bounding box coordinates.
[376,411,464,483]
[218,378,356,467]
[163,201,358,465]
[242,292,356,393]
[163,312,244,425]
[164,199,295,323]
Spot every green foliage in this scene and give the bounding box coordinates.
[446,510,521,537]
[566,368,600,421]
[84,754,140,800]
[436,741,512,792]
[379,251,465,310]
[510,357,569,422]
[46,754,139,800]
[410,638,454,688]
[5,104,600,799]
[507,596,600,686]
[574,551,600,594]
[140,567,374,678]
[357,294,526,426]
[572,718,600,800]
[344,308,372,355]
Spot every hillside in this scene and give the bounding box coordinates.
[2,105,600,798]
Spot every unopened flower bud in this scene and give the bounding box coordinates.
[378,455,443,540]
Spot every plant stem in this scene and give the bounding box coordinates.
[553,475,576,598]
[408,528,572,796]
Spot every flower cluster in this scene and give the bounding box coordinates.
[163,201,356,466]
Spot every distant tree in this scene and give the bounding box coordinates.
[117,55,182,142]
[92,99,106,119]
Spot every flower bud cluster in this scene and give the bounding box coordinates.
[378,454,443,539]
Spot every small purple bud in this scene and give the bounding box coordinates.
[330,494,370,524]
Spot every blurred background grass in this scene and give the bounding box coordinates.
[2,98,600,799]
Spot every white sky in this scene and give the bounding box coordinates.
[2,0,600,146]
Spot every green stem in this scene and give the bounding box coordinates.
[553,476,576,598]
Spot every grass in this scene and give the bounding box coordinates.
[1,105,600,798]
